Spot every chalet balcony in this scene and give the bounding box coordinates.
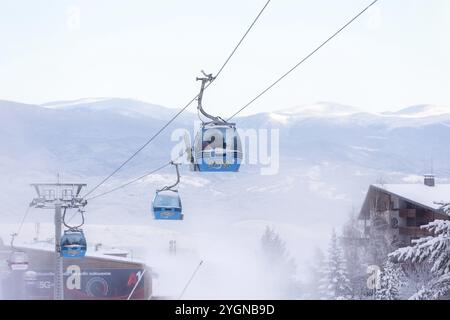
[399,226,430,237]
[423,210,450,221]
[399,208,449,222]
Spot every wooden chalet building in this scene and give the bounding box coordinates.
[359,174,450,250]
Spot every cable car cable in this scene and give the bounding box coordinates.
[67,155,184,223]
[214,0,271,80]
[16,206,31,236]
[82,107,193,199]
[85,161,172,202]
[227,0,379,121]
[82,1,272,199]
[11,206,32,243]
[7,207,32,271]
[196,0,272,124]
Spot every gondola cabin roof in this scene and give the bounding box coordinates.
[200,123,236,129]
[153,191,181,208]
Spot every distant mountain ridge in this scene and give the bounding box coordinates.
[40,97,196,121]
[1,97,450,178]
[39,98,450,119]
[382,104,450,118]
[1,97,450,266]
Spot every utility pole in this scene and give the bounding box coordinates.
[34,222,40,242]
[30,181,87,300]
[54,202,63,300]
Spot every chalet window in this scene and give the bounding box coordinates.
[416,217,428,226]
[406,217,416,227]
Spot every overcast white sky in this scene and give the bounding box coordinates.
[0,0,449,116]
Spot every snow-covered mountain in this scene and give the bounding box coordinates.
[1,98,450,298]
[383,104,450,118]
[237,102,450,172]
[254,101,450,126]
[276,102,362,118]
[41,97,194,121]
[2,98,450,222]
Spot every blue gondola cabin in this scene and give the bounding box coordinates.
[193,124,242,172]
[60,230,87,258]
[152,190,183,220]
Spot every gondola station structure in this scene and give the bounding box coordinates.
[0,242,152,300]
[1,180,151,300]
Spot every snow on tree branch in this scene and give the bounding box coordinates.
[389,220,450,299]
[434,202,450,215]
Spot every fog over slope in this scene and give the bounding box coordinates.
[1,98,449,298]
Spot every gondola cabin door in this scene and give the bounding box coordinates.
[194,124,242,172]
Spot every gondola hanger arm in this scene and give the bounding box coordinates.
[159,162,181,192]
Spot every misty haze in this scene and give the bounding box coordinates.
[0,0,449,304]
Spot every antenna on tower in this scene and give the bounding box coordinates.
[430,156,434,175]
[34,222,40,242]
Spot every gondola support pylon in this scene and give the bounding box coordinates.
[30,179,87,300]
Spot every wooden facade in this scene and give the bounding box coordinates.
[359,184,450,249]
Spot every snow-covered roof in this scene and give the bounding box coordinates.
[372,183,450,210]
[11,241,144,264]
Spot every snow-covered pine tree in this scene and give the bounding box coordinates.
[435,202,450,215]
[319,229,351,300]
[341,210,369,299]
[306,246,326,299]
[389,219,450,300]
[375,260,405,300]
[260,226,297,298]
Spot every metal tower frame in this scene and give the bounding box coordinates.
[30,181,87,300]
